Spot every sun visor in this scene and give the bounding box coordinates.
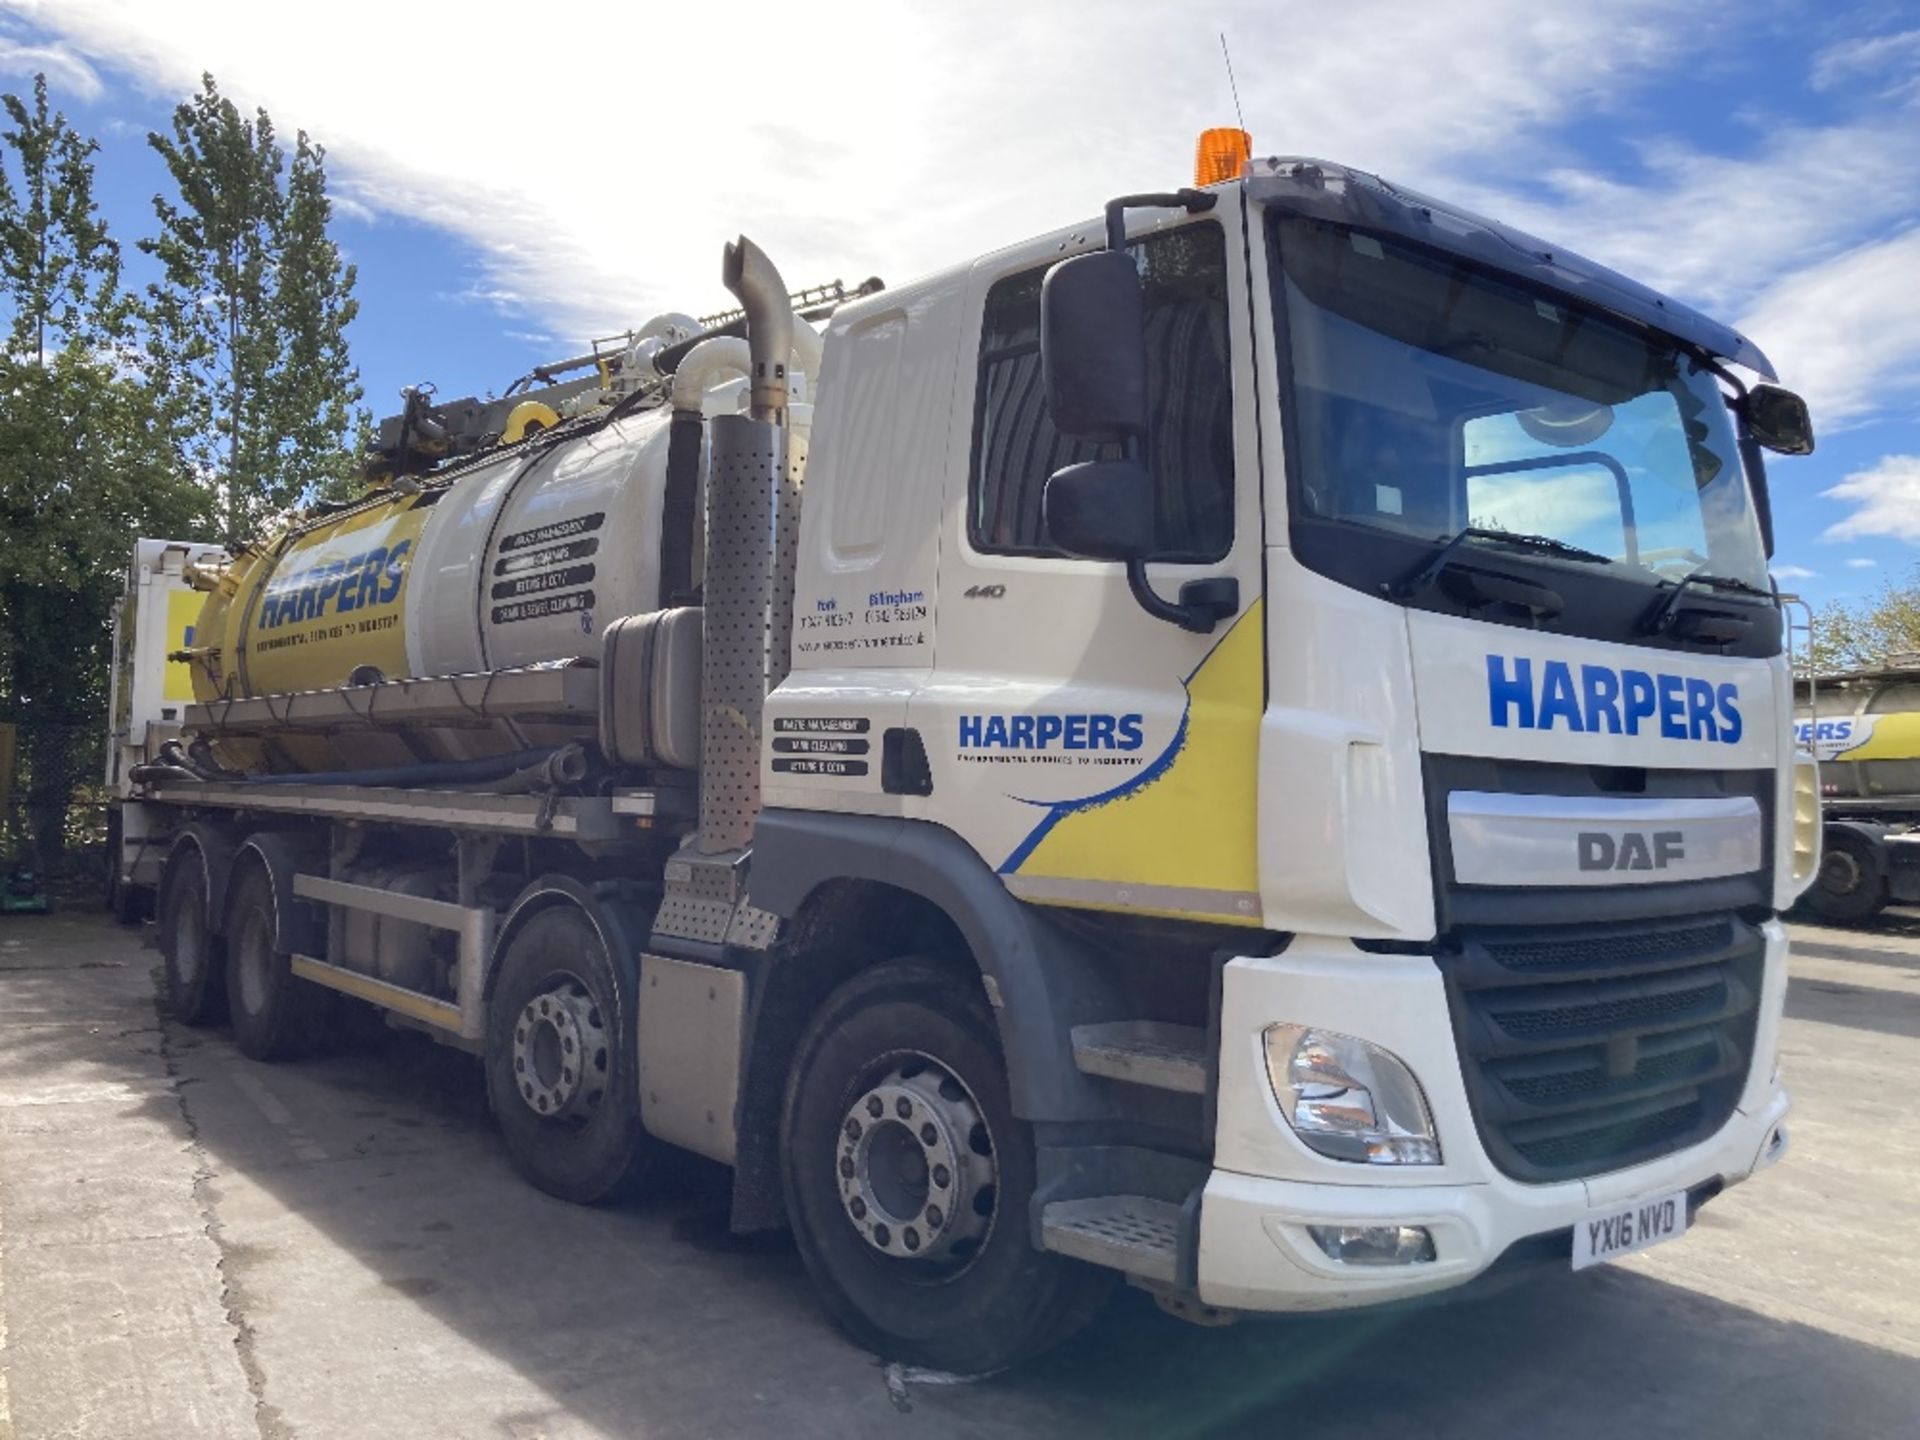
[1247,158,1777,382]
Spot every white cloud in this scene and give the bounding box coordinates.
[11,0,1918,448]
[1,0,1735,341]
[328,191,376,226]
[1823,454,1920,542]
[1450,122,1920,322]
[1395,45,1920,433]
[1770,564,1817,580]
[1812,28,1920,99]
[1847,557,1880,568]
[0,35,102,100]
[1738,230,1920,426]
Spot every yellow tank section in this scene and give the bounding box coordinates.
[183,495,433,773]
[1829,713,1920,763]
[183,542,273,770]
[184,542,265,703]
[239,499,427,697]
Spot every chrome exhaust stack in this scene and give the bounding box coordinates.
[692,237,805,856]
[722,236,794,426]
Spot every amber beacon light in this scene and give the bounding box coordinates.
[1194,127,1253,186]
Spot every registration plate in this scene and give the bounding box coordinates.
[1571,1188,1688,1271]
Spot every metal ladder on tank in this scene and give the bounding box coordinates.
[1780,593,1816,756]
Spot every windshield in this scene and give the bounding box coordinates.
[1272,213,1771,599]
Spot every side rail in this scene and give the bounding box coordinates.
[289,874,494,1042]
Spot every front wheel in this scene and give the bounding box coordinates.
[781,956,1113,1373]
[1807,830,1887,924]
[484,906,650,1204]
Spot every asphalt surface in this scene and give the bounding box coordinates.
[1,910,1916,1439]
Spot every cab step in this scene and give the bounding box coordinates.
[1070,1021,1207,1094]
[1040,1195,1183,1284]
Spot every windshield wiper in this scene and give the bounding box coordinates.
[1392,526,1612,599]
[1640,569,1774,634]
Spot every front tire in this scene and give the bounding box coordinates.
[159,851,225,1025]
[484,906,650,1204]
[1807,830,1887,924]
[781,956,1113,1373]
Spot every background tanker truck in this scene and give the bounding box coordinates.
[1796,659,1920,922]
[111,134,1818,1371]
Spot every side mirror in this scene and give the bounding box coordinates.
[1044,459,1155,561]
[1743,384,1814,456]
[1042,251,1148,443]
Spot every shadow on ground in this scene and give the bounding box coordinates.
[4,913,1917,1438]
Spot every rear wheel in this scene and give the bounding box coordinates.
[159,851,225,1025]
[484,906,650,1204]
[1807,829,1887,924]
[781,956,1113,1373]
[225,866,333,1060]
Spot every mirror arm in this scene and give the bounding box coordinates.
[1103,189,1219,250]
[1126,561,1198,628]
[1125,561,1240,634]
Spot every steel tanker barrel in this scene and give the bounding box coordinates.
[174,278,837,778]
[184,404,687,774]
[1798,663,1920,802]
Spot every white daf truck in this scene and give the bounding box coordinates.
[112,139,1820,1372]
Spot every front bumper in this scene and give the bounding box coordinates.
[1193,921,1792,1312]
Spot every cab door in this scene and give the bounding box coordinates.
[912,204,1268,927]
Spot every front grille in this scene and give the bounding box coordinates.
[1437,914,1763,1183]
[1510,1100,1703,1171]
[1484,920,1732,973]
[1490,974,1728,1038]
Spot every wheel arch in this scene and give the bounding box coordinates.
[227,829,328,955]
[485,874,653,1005]
[161,821,239,935]
[747,811,1123,1116]
[727,811,1128,1233]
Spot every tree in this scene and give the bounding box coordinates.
[0,74,206,879]
[0,74,124,363]
[142,74,364,548]
[1808,568,1920,674]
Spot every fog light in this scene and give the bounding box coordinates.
[1308,1224,1437,1266]
[1263,1024,1440,1164]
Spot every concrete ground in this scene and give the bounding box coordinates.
[0,912,1916,1440]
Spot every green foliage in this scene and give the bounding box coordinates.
[1809,568,1920,674]
[0,78,204,869]
[0,75,125,362]
[141,74,365,548]
[0,70,366,868]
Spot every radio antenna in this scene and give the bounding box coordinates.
[1220,33,1247,132]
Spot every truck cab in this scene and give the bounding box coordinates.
[753,155,1818,1332]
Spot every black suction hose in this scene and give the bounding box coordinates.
[238,746,562,788]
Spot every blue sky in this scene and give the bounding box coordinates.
[3,1,1918,611]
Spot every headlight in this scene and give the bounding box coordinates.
[1263,1024,1440,1165]
[1792,756,1821,888]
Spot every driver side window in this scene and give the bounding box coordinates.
[969,225,1235,562]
